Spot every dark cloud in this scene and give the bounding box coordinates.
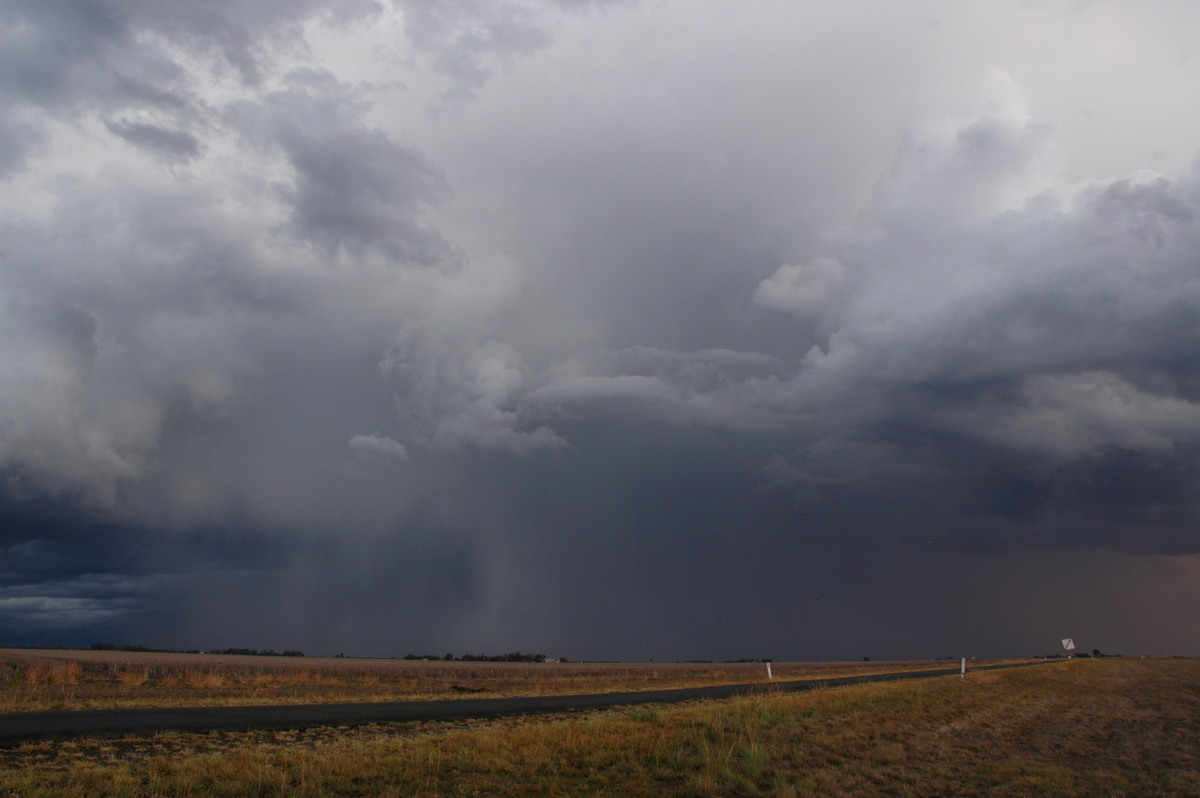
[723,86,1200,564]
[105,119,202,163]
[0,118,43,178]
[398,0,551,104]
[0,497,155,644]
[230,68,450,263]
[0,0,381,176]
[0,1,130,105]
[3,1,1200,660]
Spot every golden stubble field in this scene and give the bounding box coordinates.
[0,648,966,712]
[2,653,1197,796]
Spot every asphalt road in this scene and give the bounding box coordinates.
[0,661,1051,746]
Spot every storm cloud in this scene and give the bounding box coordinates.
[3,0,1200,660]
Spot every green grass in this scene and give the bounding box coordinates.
[2,658,1197,796]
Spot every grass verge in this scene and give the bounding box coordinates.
[1,658,1197,796]
[0,650,971,712]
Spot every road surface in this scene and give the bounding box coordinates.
[0,661,1051,745]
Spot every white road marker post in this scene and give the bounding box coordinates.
[766,663,773,680]
[961,658,966,679]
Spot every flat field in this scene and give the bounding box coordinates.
[3,655,1197,796]
[0,648,964,712]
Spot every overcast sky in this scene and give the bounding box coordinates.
[3,0,1200,661]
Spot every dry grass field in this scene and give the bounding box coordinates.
[1,656,1197,796]
[0,648,961,712]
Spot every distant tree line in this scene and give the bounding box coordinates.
[207,648,305,657]
[403,652,550,663]
[91,642,304,657]
[91,642,193,653]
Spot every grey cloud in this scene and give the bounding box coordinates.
[0,499,165,644]
[5,1,1200,660]
[869,80,1062,229]
[0,26,457,507]
[0,0,199,161]
[740,101,1200,551]
[0,0,381,177]
[386,334,566,454]
[105,119,202,163]
[229,69,450,263]
[0,1,130,106]
[0,570,161,636]
[393,0,636,110]
[342,432,409,479]
[88,0,381,86]
[0,0,135,176]
[510,85,1200,555]
[756,103,1200,397]
[347,432,408,461]
[753,257,847,323]
[0,119,42,178]
[0,187,268,505]
[0,301,137,506]
[0,595,128,633]
[758,438,949,502]
[530,346,796,433]
[941,371,1200,460]
[397,0,553,107]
